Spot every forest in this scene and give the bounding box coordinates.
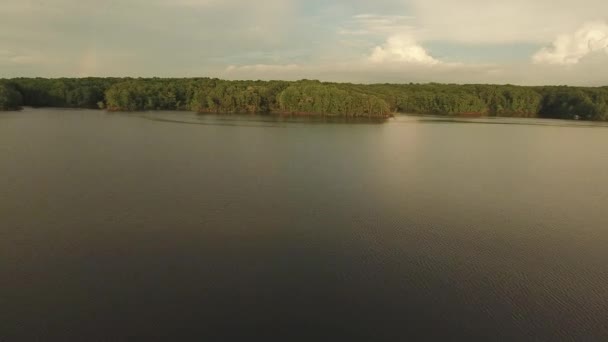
[0,81,23,111]
[1,77,608,120]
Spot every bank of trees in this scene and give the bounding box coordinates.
[0,82,23,110]
[277,82,391,116]
[103,79,390,117]
[9,78,120,108]
[538,87,608,121]
[2,77,608,120]
[348,83,543,117]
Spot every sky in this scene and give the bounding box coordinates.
[1,0,608,85]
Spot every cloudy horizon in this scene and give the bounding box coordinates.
[2,0,608,85]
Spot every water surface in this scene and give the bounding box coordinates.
[1,108,608,340]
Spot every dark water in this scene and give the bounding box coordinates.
[2,108,608,341]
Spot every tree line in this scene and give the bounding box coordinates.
[1,77,608,120]
[0,82,23,110]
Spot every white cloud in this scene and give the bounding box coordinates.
[348,14,415,34]
[533,21,608,65]
[221,53,608,86]
[409,0,608,43]
[164,0,224,7]
[0,48,50,66]
[339,15,438,65]
[369,35,439,65]
[225,64,301,73]
[1,0,608,85]
[222,61,486,83]
[9,55,41,65]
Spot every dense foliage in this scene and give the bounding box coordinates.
[0,82,23,110]
[538,87,608,121]
[10,78,120,109]
[277,82,390,116]
[2,77,608,120]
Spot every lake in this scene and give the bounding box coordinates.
[1,108,608,340]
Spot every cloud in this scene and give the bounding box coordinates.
[164,0,224,7]
[339,14,439,65]
[409,0,608,43]
[225,64,301,73]
[0,48,49,66]
[348,14,415,34]
[369,35,439,65]
[533,21,608,65]
[222,61,487,83]
[1,0,608,85]
[222,53,608,86]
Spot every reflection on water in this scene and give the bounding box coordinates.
[136,112,389,127]
[1,108,608,340]
[396,113,608,128]
[134,110,608,129]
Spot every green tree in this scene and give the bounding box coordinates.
[0,83,23,110]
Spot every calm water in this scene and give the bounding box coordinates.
[2,108,608,341]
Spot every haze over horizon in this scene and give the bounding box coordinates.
[2,0,608,86]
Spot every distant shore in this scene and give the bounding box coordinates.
[2,78,608,121]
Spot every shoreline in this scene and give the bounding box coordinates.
[9,107,608,126]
